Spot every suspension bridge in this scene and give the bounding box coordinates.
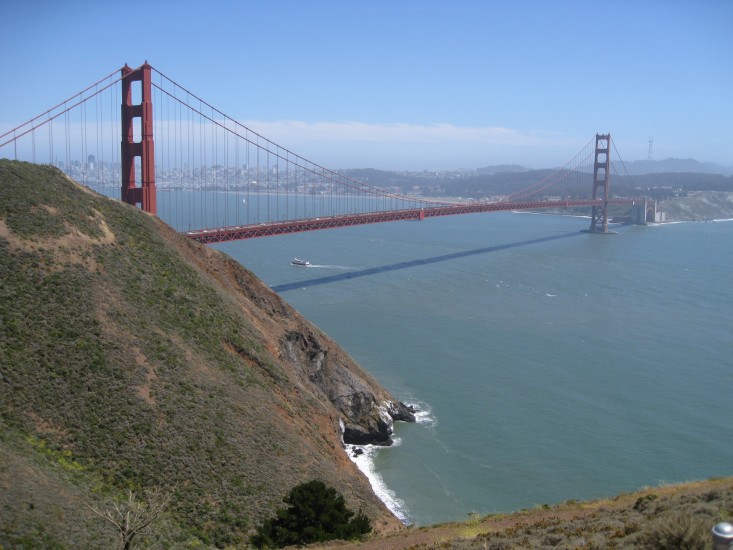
[0,62,652,242]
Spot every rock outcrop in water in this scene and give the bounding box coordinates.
[283,328,416,445]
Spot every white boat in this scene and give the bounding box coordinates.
[291,257,310,266]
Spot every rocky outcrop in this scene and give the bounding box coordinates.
[282,329,415,445]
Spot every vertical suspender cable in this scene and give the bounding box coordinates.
[225,117,229,227]
[80,96,85,186]
[187,90,192,231]
[48,116,53,169]
[211,103,217,228]
[246,137,250,225]
[200,97,204,229]
[112,80,118,199]
[95,84,100,191]
[64,106,69,173]
[162,80,167,222]
[234,125,239,227]
[285,151,289,221]
[176,84,181,228]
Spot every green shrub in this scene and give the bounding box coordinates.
[633,493,658,512]
[251,480,371,548]
[638,512,709,550]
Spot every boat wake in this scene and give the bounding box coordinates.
[303,264,354,270]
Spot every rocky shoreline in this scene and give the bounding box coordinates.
[281,328,416,446]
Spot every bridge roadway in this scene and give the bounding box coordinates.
[185,198,640,244]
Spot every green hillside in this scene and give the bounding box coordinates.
[0,160,406,548]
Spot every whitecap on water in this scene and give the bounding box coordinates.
[408,401,436,427]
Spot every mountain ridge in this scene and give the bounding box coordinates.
[477,157,733,176]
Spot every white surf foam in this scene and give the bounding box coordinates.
[345,441,412,525]
[340,401,434,525]
[409,401,436,426]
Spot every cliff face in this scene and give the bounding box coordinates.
[0,160,410,548]
[188,242,416,447]
[282,328,415,445]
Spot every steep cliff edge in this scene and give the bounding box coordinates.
[0,160,410,547]
[173,223,416,447]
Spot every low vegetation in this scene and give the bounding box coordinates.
[315,477,732,549]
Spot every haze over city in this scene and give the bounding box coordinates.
[2,0,731,170]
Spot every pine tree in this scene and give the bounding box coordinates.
[251,480,372,548]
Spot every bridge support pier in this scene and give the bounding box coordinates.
[628,200,651,225]
[121,62,156,215]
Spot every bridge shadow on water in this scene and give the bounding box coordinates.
[271,231,582,293]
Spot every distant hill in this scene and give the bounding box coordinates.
[615,158,733,176]
[338,159,733,204]
[476,164,527,175]
[475,158,733,177]
[0,160,411,548]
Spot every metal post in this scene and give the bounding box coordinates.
[712,522,733,549]
[121,62,156,215]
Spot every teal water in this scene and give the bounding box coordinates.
[209,209,733,526]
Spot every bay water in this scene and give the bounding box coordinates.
[204,207,732,526]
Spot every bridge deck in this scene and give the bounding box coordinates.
[186,198,640,244]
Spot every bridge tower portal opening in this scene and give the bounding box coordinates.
[121,63,156,215]
[588,133,610,233]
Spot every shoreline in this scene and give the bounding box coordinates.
[344,403,435,526]
[346,441,412,525]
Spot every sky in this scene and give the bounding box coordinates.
[2,0,732,171]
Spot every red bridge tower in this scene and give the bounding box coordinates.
[121,63,156,215]
[588,133,610,233]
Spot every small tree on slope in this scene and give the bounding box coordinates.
[251,480,372,548]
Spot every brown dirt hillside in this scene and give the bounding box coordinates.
[0,160,406,548]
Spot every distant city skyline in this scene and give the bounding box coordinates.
[1,1,731,170]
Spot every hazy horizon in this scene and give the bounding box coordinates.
[2,1,731,171]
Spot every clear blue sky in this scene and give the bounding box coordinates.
[2,0,731,170]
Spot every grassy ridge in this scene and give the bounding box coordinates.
[317,477,733,549]
[0,160,398,548]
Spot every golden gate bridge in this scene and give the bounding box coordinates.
[0,63,652,241]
